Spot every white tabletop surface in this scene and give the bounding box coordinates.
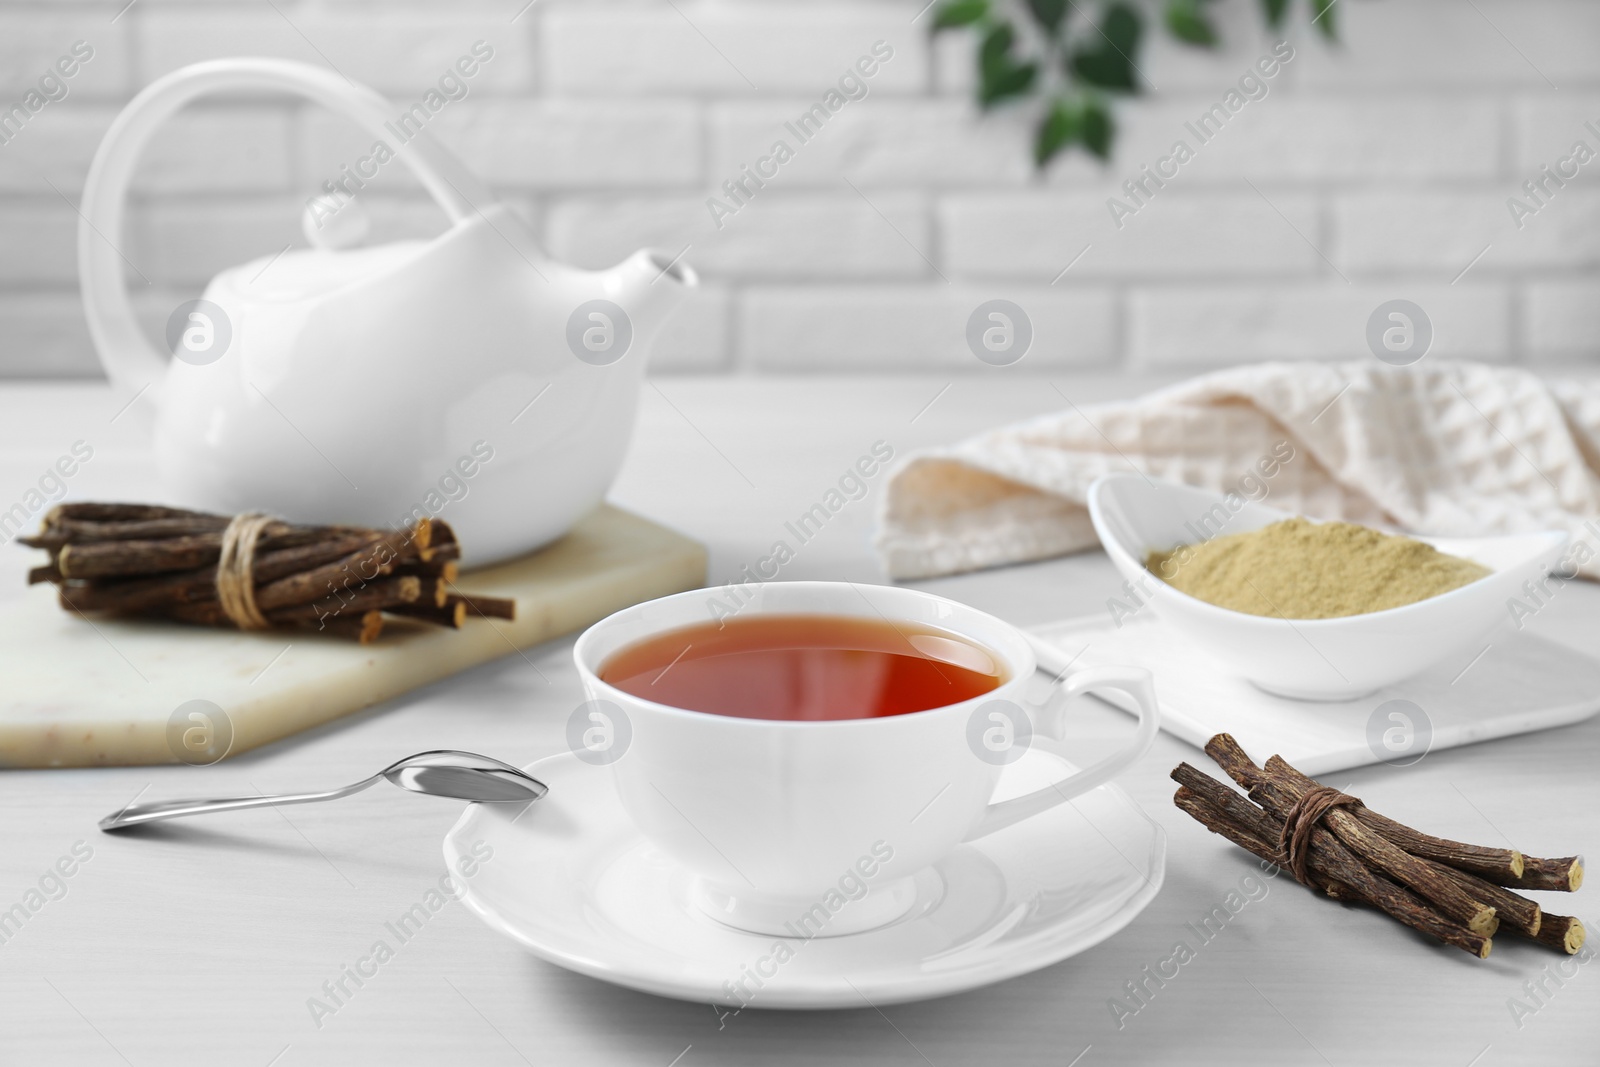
[1,376,1595,1066]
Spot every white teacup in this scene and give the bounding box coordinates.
[572,581,1158,936]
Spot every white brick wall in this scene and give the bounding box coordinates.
[543,5,929,94]
[0,0,1597,378]
[548,193,936,278]
[942,191,1325,278]
[1129,283,1511,367]
[740,285,1116,370]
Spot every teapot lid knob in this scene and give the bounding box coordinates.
[302,194,370,251]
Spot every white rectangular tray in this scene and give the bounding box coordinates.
[1029,612,1600,774]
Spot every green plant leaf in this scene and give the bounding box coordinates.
[1081,98,1114,159]
[1165,0,1218,46]
[1068,2,1143,94]
[1311,0,1338,40]
[1260,0,1289,25]
[1035,99,1083,167]
[979,20,1018,76]
[980,59,1039,107]
[1025,0,1068,35]
[931,0,989,32]
[976,20,1038,107]
[1101,1,1142,53]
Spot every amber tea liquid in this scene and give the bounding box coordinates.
[598,614,1006,721]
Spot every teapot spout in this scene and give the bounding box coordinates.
[607,247,698,352]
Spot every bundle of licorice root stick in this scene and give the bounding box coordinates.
[1174,734,1584,959]
[22,503,514,644]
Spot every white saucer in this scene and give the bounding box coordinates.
[444,748,1165,1009]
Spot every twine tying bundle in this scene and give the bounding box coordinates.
[1276,784,1363,887]
[214,512,275,630]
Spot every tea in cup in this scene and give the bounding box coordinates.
[572,582,1158,935]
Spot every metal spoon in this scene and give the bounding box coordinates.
[99,750,548,832]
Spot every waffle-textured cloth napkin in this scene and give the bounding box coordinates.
[876,361,1600,580]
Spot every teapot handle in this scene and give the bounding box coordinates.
[79,58,494,396]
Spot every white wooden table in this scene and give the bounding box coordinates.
[1,377,1595,1066]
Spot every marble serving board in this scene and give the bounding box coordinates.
[1029,612,1600,775]
[0,505,706,768]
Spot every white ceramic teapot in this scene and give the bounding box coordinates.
[79,59,696,564]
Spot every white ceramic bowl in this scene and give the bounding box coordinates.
[1087,474,1569,700]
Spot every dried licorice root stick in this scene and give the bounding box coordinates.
[1433,864,1541,938]
[1505,856,1585,894]
[389,601,467,628]
[1205,735,1498,936]
[43,502,196,523]
[1266,756,1524,882]
[1172,782,1492,958]
[24,514,231,547]
[1533,914,1587,954]
[449,592,516,620]
[53,523,331,579]
[252,523,428,612]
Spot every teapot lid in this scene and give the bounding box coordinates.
[212,241,429,306]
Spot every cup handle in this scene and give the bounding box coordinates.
[962,665,1160,841]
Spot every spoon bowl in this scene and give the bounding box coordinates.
[382,751,551,804]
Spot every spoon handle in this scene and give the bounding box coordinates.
[100,776,381,831]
